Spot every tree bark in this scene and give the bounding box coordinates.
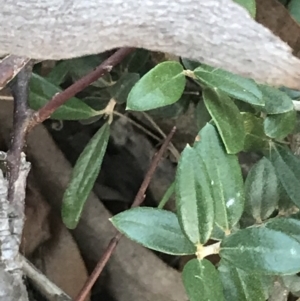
[1,0,300,88]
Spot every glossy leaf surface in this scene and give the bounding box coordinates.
[194,124,245,232]
[127,61,186,111]
[62,123,110,229]
[175,145,214,245]
[111,207,196,255]
[203,88,245,154]
[183,259,225,301]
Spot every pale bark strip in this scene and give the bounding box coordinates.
[0,56,30,92]
[22,255,72,301]
[0,153,30,301]
[1,0,300,88]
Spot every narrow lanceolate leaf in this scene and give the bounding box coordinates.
[29,73,98,120]
[158,181,175,209]
[45,61,69,86]
[265,217,300,244]
[107,72,140,104]
[280,86,300,100]
[127,61,186,111]
[233,0,256,18]
[242,113,269,152]
[194,124,245,232]
[244,157,279,222]
[288,0,300,24]
[259,85,294,114]
[175,145,214,245]
[220,226,300,274]
[264,110,296,140]
[181,58,201,71]
[203,88,245,154]
[121,49,150,73]
[211,224,226,241]
[62,123,110,229]
[66,55,112,88]
[194,100,211,130]
[278,183,295,214]
[148,94,190,119]
[194,65,263,106]
[219,263,265,301]
[110,207,196,255]
[269,145,300,208]
[182,259,225,301]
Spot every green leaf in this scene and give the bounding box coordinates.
[269,145,300,208]
[127,61,186,111]
[194,100,211,130]
[45,61,69,86]
[220,226,300,274]
[121,49,150,73]
[147,94,190,118]
[233,0,256,18]
[194,65,263,106]
[264,110,296,140]
[242,113,269,152]
[244,157,279,222]
[265,217,300,244]
[280,86,300,100]
[278,183,296,214]
[219,263,265,301]
[29,73,98,120]
[288,0,300,24]
[66,55,113,88]
[82,96,109,111]
[181,58,201,71]
[211,224,226,241]
[107,73,140,104]
[175,145,214,245]
[194,124,245,232]
[183,259,225,301]
[110,207,196,255]
[259,85,294,114]
[158,182,175,209]
[62,123,110,229]
[203,88,245,154]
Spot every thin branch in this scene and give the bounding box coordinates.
[141,112,181,161]
[131,126,176,207]
[6,61,34,203]
[75,126,176,301]
[29,48,135,129]
[0,95,13,101]
[21,255,73,301]
[113,111,162,143]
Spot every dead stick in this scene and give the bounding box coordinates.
[6,61,33,202]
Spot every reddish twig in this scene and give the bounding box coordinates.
[29,47,135,129]
[75,126,177,301]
